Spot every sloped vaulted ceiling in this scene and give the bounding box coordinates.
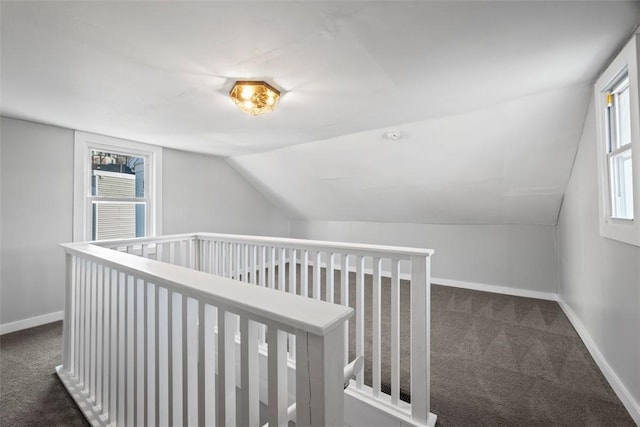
[2,2,640,225]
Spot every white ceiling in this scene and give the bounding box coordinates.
[2,1,639,225]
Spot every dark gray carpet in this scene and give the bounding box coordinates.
[0,283,635,426]
[0,322,88,427]
[428,285,635,426]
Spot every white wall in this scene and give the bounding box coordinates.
[163,148,289,236]
[1,117,74,326]
[0,117,290,329]
[290,220,558,296]
[557,97,640,421]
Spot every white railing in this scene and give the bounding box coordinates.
[97,232,436,426]
[58,242,353,427]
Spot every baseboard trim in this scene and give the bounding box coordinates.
[0,311,64,335]
[432,277,558,301]
[557,297,640,425]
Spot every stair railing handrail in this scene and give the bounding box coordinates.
[59,241,353,426]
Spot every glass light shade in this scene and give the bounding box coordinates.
[229,81,280,116]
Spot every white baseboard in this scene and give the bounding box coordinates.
[557,297,640,425]
[432,277,558,301]
[0,310,64,335]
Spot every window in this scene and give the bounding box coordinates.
[73,132,162,242]
[606,74,633,219]
[595,34,640,246]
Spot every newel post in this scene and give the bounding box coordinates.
[410,254,431,424]
[62,252,74,371]
[295,325,345,427]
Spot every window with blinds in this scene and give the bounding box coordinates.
[73,132,162,242]
[89,150,147,241]
[92,171,140,240]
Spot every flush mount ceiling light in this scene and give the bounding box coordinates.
[229,81,280,116]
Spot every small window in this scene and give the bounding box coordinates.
[595,35,640,246]
[73,132,162,242]
[605,74,634,220]
[91,150,146,240]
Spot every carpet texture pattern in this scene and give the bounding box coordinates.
[0,322,88,427]
[0,283,635,426]
[428,285,635,426]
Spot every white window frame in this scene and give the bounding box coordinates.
[594,34,640,246]
[73,131,163,242]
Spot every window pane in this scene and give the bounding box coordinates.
[609,149,634,219]
[618,84,631,148]
[91,150,144,197]
[92,202,146,240]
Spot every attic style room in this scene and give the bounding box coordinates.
[1,1,640,426]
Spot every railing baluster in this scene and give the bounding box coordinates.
[96,264,104,408]
[217,310,236,426]
[259,246,267,347]
[74,258,82,379]
[301,250,309,298]
[197,302,206,427]
[132,279,140,424]
[138,280,147,426]
[188,298,198,425]
[140,281,150,425]
[313,251,321,300]
[203,305,216,426]
[269,247,276,289]
[188,298,199,426]
[226,242,233,279]
[259,245,266,288]
[289,249,297,296]
[147,283,155,426]
[372,256,382,397]
[236,243,241,280]
[240,317,260,427]
[355,255,365,389]
[211,241,217,275]
[327,252,335,303]
[127,275,135,426]
[244,244,250,283]
[391,258,401,405]
[279,247,286,291]
[89,262,96,396]
[250,245,257,285]
[84,260,91,392]
[117,272,126,427]
[182,294,189,427]
[167,290,174,426]
[109,269,118,425]
[158,287,167,427]
[341,253,350,366]
[220,242,226,276]
[288,249,297,362]
[102,266,110,416]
